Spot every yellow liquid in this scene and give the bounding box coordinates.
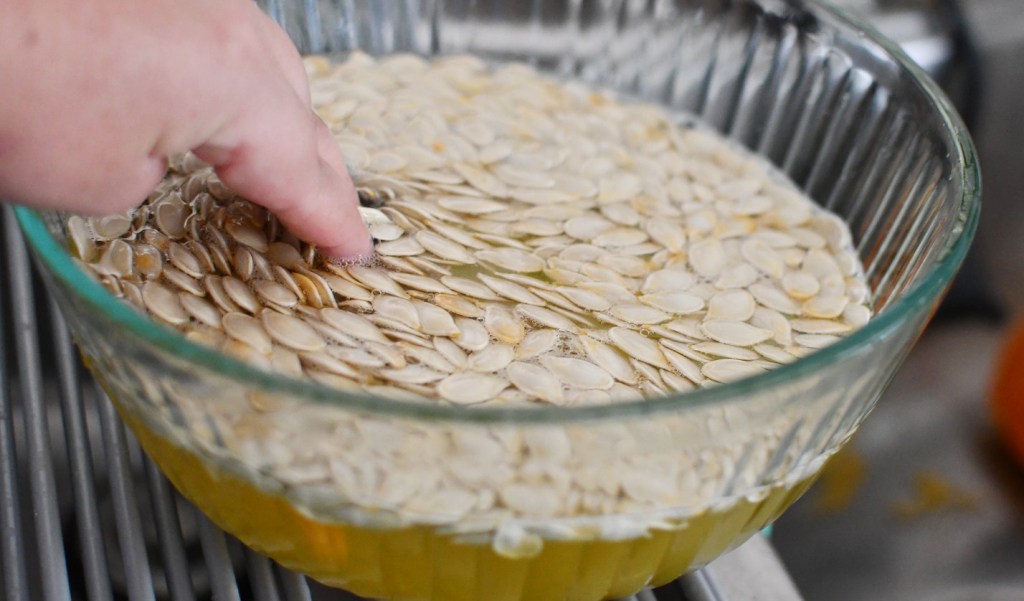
[117,404,816,601]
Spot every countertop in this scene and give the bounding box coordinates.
[774,319,1024,600]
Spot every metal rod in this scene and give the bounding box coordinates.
[277,565,312,601]
[50,298,114,601]
[0,211,31,601]
[195,509,242,601]
[678,570,724,601]
[245,549,282,601]
[96,392,156,601]
[141,459,196,601]
[4,206,72,601]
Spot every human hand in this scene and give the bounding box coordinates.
[0,0,372,259]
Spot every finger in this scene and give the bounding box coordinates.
[193,93,372,260]
[253,9,312,106]
[309,116,372,259]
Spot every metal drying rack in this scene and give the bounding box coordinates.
[0,207,802,601]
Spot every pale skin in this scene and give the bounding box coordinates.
[0,0,373,260]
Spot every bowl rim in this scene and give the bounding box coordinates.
[14,0,981,424]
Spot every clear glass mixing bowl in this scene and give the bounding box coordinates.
[15,1,979,600]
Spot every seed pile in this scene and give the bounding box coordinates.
[70,52,871,408]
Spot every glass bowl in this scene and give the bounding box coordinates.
[15,0,979,599]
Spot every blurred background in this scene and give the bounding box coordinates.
[773,0,1024,599]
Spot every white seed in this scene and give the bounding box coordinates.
[319,308,389,343]
[261,311,326,352]
[749,283,801,314]
[608,327,670,369]
[608,303,672,325]
[642,269,697,294]
[689,239,727,279]
[380,365,446,385]
[754,343,798,364]
[598,173,643,204]
[367,151,407,173]
[266,242,306,270]
[750,307,793,346]
[564,216,614,241]
[467,344,515,372]
[802,295,849,319]
[714,263,759,289]
[516,329,559,360]
[376,237,425,257]
[540,356,614,390]
[701,321,773,347]
[579,335,637,384]
[789,318,852,335]
[707,290,756,321]
[347,265,410,298]
[179,294,221,328]
[399,346,456,374]
[142,281,189,325]
[452,163,508,198]
[691,341,760,361]
[494,164,555,188]
[369,222,406,242]
[435,277,497,302]
[661,347,704,383]
[225,218,268,252]
[254,279,299,308]
[479,140,514,164]
[415,230,477,263]
[204,276,240,313]
[387,272,454,294]
[478,274,544,305]
[638,292,704,314]
[702,359,766,383]
[168,242,204,278]
[95,239,134,277]
[68,216,97,261]
[455,316,493,350]
[556,286,612,312]
[322,274,373,301]
[741,239,784,279]
[601,202,643,226]
[155,200,187,239]
[222,312,273,354]
[435,294,484,319]
[433,336,468,368]
[793,333,842,349]
[476,248,545,273]
[328,346,386,368]
[515,304,577,332]
[803,249,842,278]
[412,300,460,336]
[644,220,686,252]
[372,295,421,330]
[437,373,508,404]
[92,213,133,240]
[592,227,648,248]
[436,196,508,215]
[507,362,564,403]
[781,271,821,299]
[596,254,648,277]
[843,303,872,327]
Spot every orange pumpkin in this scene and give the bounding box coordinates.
[991,317,1024,468]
